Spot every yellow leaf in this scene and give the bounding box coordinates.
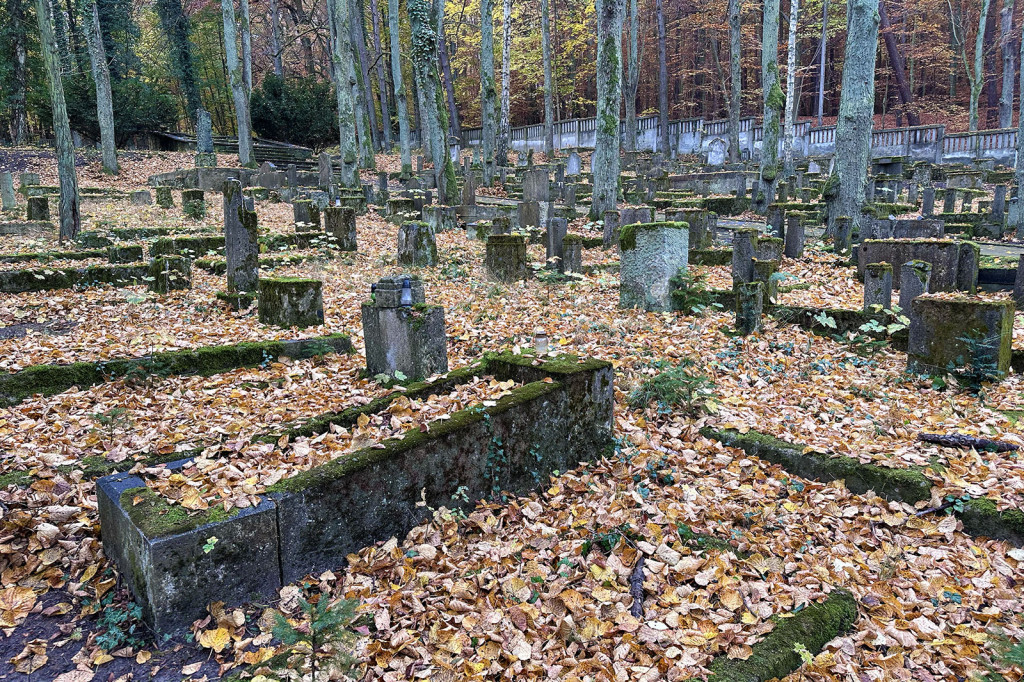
[181,488,209,511]
[198,626,231,653]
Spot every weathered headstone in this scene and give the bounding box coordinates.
[546,217,568,269]
[318,153,332,189]
[907,183,919,206]
[734,282,763,335]
[736,174,747,198]
[155,186,174,208]
[224,179,259,295]
[19,172,40,188]
[523,169,550,203]
[942,189,956,214]
[731,228,758,284]
[892,218,944,239]
[286,164,298,187]
[1014,255,1024,309]
[148,256,192,293]
[619,221,689,311]
[620,206,655,228]
[784,215,804,258]
[562,235,583,274]
[707,138,727,166]
[752,258,779,303]
[107,245,144,264]
[518,201,540,230]
[293,199,321,229]
[922,187,935,216]
[461,172,478,206]
[0,172,16,211]
[182,189,206,219]
[907,296,1014,378]
[603,210,620,249]
[424,205,456,233]
[130,190,152,206]
[324,206,358,251]
[566,151,582,176]
[397,221,438,267]
[755,237,784,263]
[361,276,448,380]
[485,235,529,282]
[899,260,932,310]
[26,196,49,221]
[195,109,217,167]
[834,216,853,255]
[992,185,1007,226]
[259,278,324,328]
[767,204,785,239]
[863,262,893,311]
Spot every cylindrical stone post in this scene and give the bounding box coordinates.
[735,282,763,335]
[156,186,174,209]
[922,187,935,216]
[182,189,206,219]
[0,172,16,211]
[899,260,932,310]
[731,228,758,285]
[325,206,358,251]
[224,179,259,294]
[397,221,438,267]
[485,235,529,282]
[603,210,620,249]
[864,262,893,312]
[784,215,804,259]
[26,196,49,221]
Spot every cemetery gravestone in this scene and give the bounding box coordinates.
[156,187,174,209]
[195,109,217,167]
[130,190,152,206]
[1,172,16,211]
[907,297,1014,378]
[224,179,259,295]
[259,278,324,328]
[485,235,530,282]
[562,235,583,274]
[899,260,932,310]
[26,196,49,221]
[784,215,804,259]
[735,282,763,335]
[566,151,582,176]
[362,276,448,380]
[707,138,727,166]
[397,221,438,267]
[619,222,689,311]
[603,210,620,249]
[182,190,206,219]
[148,256,192,293]
[863,262,893,311]
[546,217,568,269]
[325,206,358,251]
[731,228,758,284]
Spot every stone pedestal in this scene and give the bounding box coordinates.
[182,190,206,219]
[325,206,357,251]
[755,237,784,263]
[259,278,324,328]
[293,200,320,229]
[130,190,152,206]
[562,235,583,274]
[731,228,758,284]
[734,282,763,335]
[224,179,259,294]
[361,276,448,380]
[907,297,1014,378]
[485,235,529,282]
[397,221,438,267]
[148,257,192,294]
[156,187,174,208]
[1,172,16,211]
[784,215,804,258]
[26,196,49,221]
[864,262,893,311]
[619,222,689,311]
[899,260,932,310]
[387,197,418,221]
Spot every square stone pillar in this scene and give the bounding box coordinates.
[361,276,448,380]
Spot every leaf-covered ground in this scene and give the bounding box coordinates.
[1,155,1023,681]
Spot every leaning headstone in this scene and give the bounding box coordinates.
[195,109,217,167]
[784,215,804,258]
[224,179,259,295]
[182,189,206,219]
[899,260,932,310]
[293,199,321,229]
[397,221,438,267]
[0,172,16,211]
[546,217,568,269]
[318,153,332,190]
[324,206,358,251]
[148,256,192,294]
[922,187,935,216]
[603,210,620,249]
[619,221,689,311]
[155,186,174,209]
[566,151,582,176]
[907,296,1014,378]
[731,228,758,284]
[1014,255,1024,309]
[734,282,763,335]
[523,169,550,203]
[361,275,448,380]
[864,262,893,312]
[259,278,324,328]
[562,235,583,274]
[26,196,49,221]
[130,190,152,206]
[485,235,529,282]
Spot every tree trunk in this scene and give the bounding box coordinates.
[624,0,639,152]
[969,0,991,131]
[481,0,498,183]
[1000,0,1016,128]
[829,0,879,238]
[438,20,462,141]
[351,0,381,155]
[85,2,118,173]
[728,0,742,161]
[753,0,782,213]
[331,0,359,186]
[409,0,456,203]
[154,0,203,123]
[816,0,828,126]
[878,0,919,125]
[782,0,799,178]
[590,0,625,219]
[1012,27,1024,231]
[222,0,254,164]
[497,0,512,165]
[269,0,284,76]
[240,0,252,93]
[656,0,669,156]
[984,2,999,128]
[542,0,556,155]
[7,0,28,144]
[370,0,393,148]
[389,0,412,176]
[35,0,80,242]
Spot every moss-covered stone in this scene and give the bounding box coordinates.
[150,235,225,259]
[107,245,144,264]
[258,278,324,328]
[155,186,174,208]
[147,256,192,294]
[120,486,239,537]
[181,189,206,219]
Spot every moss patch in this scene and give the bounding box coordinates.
[618,221,687,252]
[120,486,239,538]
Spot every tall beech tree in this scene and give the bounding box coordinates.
[541,0,555,156]
[330,0,358,186]
[727,0,741,162]
[481,0,497,183]
[591,0,625,219]
[409,0,456,204]
[85,0,117,173]
[497,0,512,165]
[656,0,669,156]
[222,0,254,164]
[389,0,412,177]
[753,0,781,213]
[624,0,639,152]
[782,0,799,178]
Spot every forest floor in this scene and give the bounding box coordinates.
[0,150,1023,681]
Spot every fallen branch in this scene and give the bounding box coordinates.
[629,556,645,618]
[918,432,1019,453]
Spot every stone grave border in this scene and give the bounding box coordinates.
[0,334,352,406]
[97,352,613,634]
[0,249,107,264]
[0,263,150,294]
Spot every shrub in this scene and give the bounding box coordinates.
[628,359,716,416]
[251,75,338,149]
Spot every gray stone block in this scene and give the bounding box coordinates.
[619,222,689,311]
[907,297,1014,377]
[259,278,324,328]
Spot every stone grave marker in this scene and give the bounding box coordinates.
[362,275,447,380]
[259,278,324,328]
